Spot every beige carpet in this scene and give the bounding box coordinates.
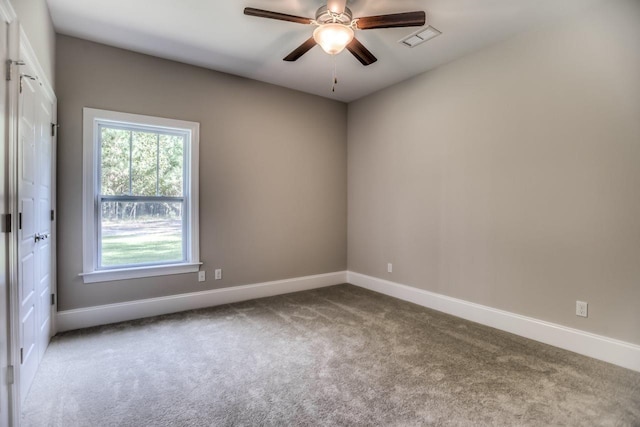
[22,284,640,426]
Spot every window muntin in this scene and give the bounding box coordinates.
[82,108,200,283]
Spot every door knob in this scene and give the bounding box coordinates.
[34,233,50,242]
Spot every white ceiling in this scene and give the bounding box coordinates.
[46,0,601,102]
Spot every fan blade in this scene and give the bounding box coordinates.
[346,38,377,66]
[284,37,317,62]
[327,0,347,14]
[356,11,426,30]
[244,7,313,25]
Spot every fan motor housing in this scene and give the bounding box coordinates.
[315,5,353,25]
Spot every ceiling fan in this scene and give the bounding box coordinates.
[244,0,426,66]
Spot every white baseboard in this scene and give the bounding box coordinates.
[57,269,639,373]
[56,271,347,332]
[347,271,640,373]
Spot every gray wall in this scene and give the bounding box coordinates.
[56,35,347,311]
[348,0,640,345]
[11,0,55,84]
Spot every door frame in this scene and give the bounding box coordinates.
[1,1,19,424]
[1,2,16,425]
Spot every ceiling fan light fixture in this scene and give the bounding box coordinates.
[313,23,354,55]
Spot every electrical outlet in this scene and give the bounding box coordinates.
[576,301,588,318]
[214,269,222,280]
[387,263,393,273]
[198,271,206,282]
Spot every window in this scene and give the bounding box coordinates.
[82,108,200,283]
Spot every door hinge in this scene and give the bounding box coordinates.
[51,210,55,221]
[19,348,23,364]
[6,366,14,385]
[5,59,25,81]
[18,212,22,230]
[51,293,56,306]
[2,213,10,233]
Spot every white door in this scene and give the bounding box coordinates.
[17,58,53,403]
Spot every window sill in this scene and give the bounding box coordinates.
[80,262,202,284]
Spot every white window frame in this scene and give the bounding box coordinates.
[81,108,200,283]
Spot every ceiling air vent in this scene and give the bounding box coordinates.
[400,26,441,48]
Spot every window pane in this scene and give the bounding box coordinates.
[100,127,131,195]
[131,131,159,196]
[100,201,184,267]
[159,134,184,197]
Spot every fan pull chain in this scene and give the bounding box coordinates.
[331,55,338,92]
